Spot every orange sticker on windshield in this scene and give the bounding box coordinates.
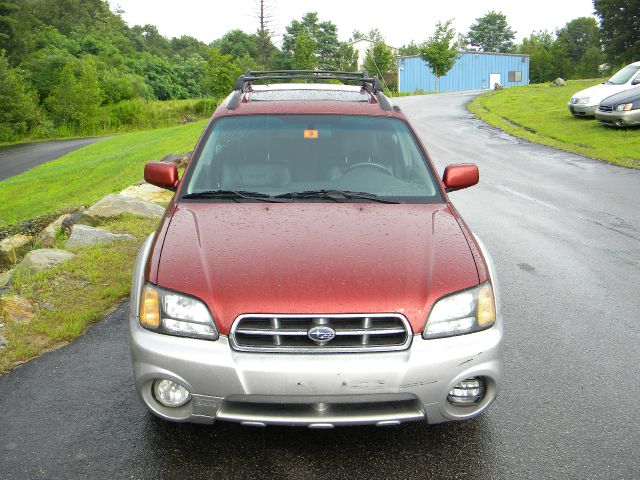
[304,129,318,139]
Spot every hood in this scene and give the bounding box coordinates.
[599,86,640,107]
[154,203,480,334]
[573,83,637,105]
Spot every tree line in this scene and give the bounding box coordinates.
[0,0,638,141]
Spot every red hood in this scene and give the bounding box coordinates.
[154,203,480,334]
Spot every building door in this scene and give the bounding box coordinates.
[489,73,501,89]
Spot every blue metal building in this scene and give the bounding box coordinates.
[397,51,530,93]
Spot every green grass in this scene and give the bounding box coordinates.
[0,215,158,373]
[468,79,640,169]
[0,119,206,227]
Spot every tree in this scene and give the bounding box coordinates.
[518,31,556,83]
[292,32,317,70]
[202,47,241,99]
[45,58,103,132]
[593,0,640,67]
[335,42,358,71]
[212,29,260,62]
[0,50,42,141]
[255,0,276,66]
[419,20,460,92]
[282,12,342,69]
[0,2,18,47]
[556,17,602,79]
[467,11,515,53]
[363,42,395,82]
[398,41,421,57]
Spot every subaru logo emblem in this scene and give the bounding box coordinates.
[308,326,336,344]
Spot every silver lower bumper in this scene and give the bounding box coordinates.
[130,314,503,427]
[568,104,597,116]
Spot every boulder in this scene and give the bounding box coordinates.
[66,224,135,248]
[119,184,173,204]
[0,234,32,267]
[37,214,71,247]
[81,194,165,224]
[61,208,86,235]
[552,77,566,87]
[20,249,75,273]
[0,269,15,288]
[0,335,7,349]
[0,295,35,325]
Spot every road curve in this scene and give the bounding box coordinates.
[0,137,105,181]
[0,92,638,479]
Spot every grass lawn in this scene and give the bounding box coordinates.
[468,79,640,169]
[1,216,158,373]
[0,119,207,228]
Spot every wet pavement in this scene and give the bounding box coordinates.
[0,137,105,181]
[1,92,639,479]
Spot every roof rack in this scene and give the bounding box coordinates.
[227,70,392,111]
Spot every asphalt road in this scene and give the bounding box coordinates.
[1,92,639,479]
[0,137,104,181]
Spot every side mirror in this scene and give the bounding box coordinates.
[632,77,640,85]
[443,164,479,192]
[144,161,179,191]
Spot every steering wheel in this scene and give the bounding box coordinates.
[343,162,393,176]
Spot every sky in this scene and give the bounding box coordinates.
[107,0,597,47]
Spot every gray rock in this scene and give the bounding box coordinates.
[0,335,7,349]
[66,225,135,248]
[81,194,165,224]
[37,214,71,247]
[160,153,184,164]
[20,249,75,273]
[0,269,15,288]
[552,77,566,87]
[61,208,86,235]
[0,234,32,267]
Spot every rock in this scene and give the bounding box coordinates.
[81,194,165,225]
[61,208,86,235]
[0,234,32,267]
[20,249,75,273]
[0,295,35,325]
[66,225,135,248]
[160,153,184,164]
[0,335,7,349]
[0,269,15,288]
[37,214,71,247]
[119,184,173,204]
[552,77,566,87]
[494,82,503,90]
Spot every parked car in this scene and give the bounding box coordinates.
[130,71,503,427]
[568,61,640,117]
[595,87,640,127]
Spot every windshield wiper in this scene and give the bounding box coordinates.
[275,189,401,204]
[182,190,285,203]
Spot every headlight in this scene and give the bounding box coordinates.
[616,103,633,111]
[576,97,590,105]
[423,282,496,339]
[139,284,218,340]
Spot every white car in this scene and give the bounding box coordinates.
[568,61,640,117]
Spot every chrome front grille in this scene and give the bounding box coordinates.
[230,314,412,353]
[599,105,614,112]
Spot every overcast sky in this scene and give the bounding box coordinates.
[107,1,596,47]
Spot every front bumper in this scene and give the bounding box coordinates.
[595,109,640,127]
[568,103,597,116]
[130,313,503,426]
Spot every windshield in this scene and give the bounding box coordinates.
[607,65,640,85]
[183,115,441,202]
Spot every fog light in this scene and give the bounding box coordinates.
[153,379,191,407]
[448,377,484,405]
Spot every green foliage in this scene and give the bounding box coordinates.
[292,32,317,70]
[419,20,460,92]
[45,58,103,133]
[213,29,261,62]
[363,42,396,80]
[468,80,639,169]
[282,12,343,70]
[556,17,602,78]
[467,11,516,53]
[398,41,421,57]
[594,0,640,67]
[0,51,42,141]
[203,48,241,98]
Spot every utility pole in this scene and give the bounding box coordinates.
[255,0,275,67]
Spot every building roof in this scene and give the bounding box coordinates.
[398,50,530,59]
